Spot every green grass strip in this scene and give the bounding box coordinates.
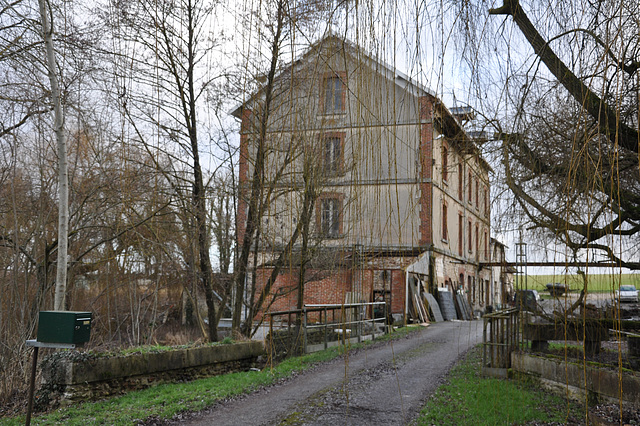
[416,346,583,425]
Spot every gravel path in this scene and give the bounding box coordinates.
[183,320,483,425]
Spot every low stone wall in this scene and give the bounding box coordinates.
[40,341,264,403]
[511,351,640,409]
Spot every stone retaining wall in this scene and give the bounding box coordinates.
[40,341,265,403]
[511,351,640,409]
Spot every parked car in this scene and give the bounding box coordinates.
[546,282,567,297]
[616,285,639,303]
[513,289,541,311]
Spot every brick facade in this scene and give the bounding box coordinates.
[233,35,494,323]
[252,263,412,317]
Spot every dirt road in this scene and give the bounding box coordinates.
[183,320,483,425]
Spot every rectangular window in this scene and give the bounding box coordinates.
[458,215,463,255]
[468,171,472,203]
[468,220,472,253]
[320,197,341,237]
[442,145,448,183]
[323,135,342,176]
[472,276,476,304]
[484,230,488,261]
[442,203,448,241]
[322,76,344,114]
[458,164,463,200]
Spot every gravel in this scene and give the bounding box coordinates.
[177,320,483,425]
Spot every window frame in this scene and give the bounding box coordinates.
[317,193,344,238]
[484,229,488,261]
[458,214,463,255]
[320,73,346,115]
[441,143,449,183]
[442,202,448,242]
[321,132,345,177]
[458,163,463,200]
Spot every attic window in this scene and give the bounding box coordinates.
[322,75,345,114]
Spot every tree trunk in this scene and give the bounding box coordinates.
[232,0,286,333]
[38,0,68,311]
[186,0,218,341]
[296,165,317,312]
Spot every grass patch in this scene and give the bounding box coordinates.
[517,273,639,293]
[88,337,235,359]
[376,324,421,342]
[416,346,584,426]
[0,327,420,425]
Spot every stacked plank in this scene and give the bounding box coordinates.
[454,292,473,320]
[408,281,430,323]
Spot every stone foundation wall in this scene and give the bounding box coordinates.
[40,341,264,403]
[511,352,640,409]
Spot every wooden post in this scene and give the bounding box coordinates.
[25,346,39,426]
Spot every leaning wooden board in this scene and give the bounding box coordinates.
[455,292,471,320]
[424,292,444,322]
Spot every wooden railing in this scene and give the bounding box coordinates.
[266,302,388,359]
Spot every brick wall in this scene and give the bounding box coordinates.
[390,270,406,314]
[253,266,407,317]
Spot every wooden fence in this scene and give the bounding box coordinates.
[266,302,388,360]
[482,308,520,377]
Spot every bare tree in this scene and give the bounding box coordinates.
[103,0,229,340]
[231,0,336,335]
[451,0,640,269]
[210,170,235,275]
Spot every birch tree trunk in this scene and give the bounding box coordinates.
[38,0,68,311]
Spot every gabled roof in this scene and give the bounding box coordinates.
[230,31,491,172]
[230,31,436,119]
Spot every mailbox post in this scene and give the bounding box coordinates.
[25,311,92,425]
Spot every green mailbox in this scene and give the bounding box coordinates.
[37,311,92,344]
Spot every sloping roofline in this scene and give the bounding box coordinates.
[230,30,436,118]
[230,31,491,172]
